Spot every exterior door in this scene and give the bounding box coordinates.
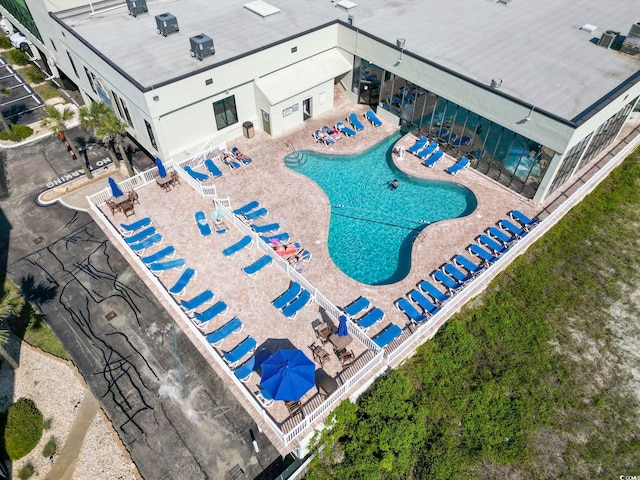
[262,110,271,135]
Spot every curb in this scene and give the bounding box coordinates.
[0,119,81,149]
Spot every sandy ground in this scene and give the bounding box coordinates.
[0,340,139,480]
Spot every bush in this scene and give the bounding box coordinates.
[22,65,45,84]
[2,398,43,460]
[0,124,33,142]
[17,462,35,480]
[5,49,30,66]
[42,417,52,430]
[0,36,11,50]
[41,436,57,457]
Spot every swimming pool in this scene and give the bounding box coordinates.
[285,134,477,285]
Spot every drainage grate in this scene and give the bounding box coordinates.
[105,311,118,322]
[228,464,245,479]
[33,236,44,244]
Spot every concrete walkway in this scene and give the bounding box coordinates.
[45,392,100,480]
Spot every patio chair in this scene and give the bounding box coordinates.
[234,355,256,383]
[355,307,385,331]
[168,267,196,296]
[335,121,356,137]
[467,243,499,265]
[242,255,273,277]
[441,263,474,284]
[309,343,330,366]
[222,336,257,367]
[233,200,259,216]
[452,254,485,277]
[285,400,304,418]
[445,157,470,175]
[149,258,186,274]
[119,217,152,235]
[261,232,289,245]
[498,218,528,239]
[408,289,441,316]
[106,199,119,215]
[509,209,539,231]
[222,235,252,257]
[127,190,139,205]
[184,165,209,182]
[431,269,465,293]
[272,282,302,310]
[347,112,365,131]
[395,297,429,324]
[477,234,509,255]
[170,170,181,187]
[440,132,458,144]
[251,222,280,234]
[342,296,370,318]
[365,109,382,127]
[487,226,517,245]
[281,289,312,318]
[205,317,242,346]
[372,323,402,349]
[417,279,451,305]
[121,200,136,218]
[450,136,472,147]
[204,158,223,178]
[422,150,445,168]
[130,233,163,254]
[407,136,428,154]
[315,323,332,345]
[313,129,335,146]
[222,153,241,169]
[180,289,215,313]
[194,300,228,326]
[141,246,175,265]
[243,207,268,221]
[417,142,439,160]
[257,387,274,407]
[338,349,355,367]
[194,211,212,236]
[124,226,157,245]
[231,146,253,164]
[299,249,312,262]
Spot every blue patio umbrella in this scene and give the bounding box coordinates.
[260,349,315,401]
[108,177,123,198]
[155,156,167,178]
[337,314,349,337]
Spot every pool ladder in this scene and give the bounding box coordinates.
[284,141,306,166]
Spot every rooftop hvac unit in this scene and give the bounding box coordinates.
[126,0,147,17]
[155,13,179,36]
[190,34,215,60]
[620,22,640,56]
[597,30,619,49]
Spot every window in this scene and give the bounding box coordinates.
[213,96,238,130]
[145,120,157,149]
[50,38,57,51]
[84,67,96,94]
[111,90,124,117]
[66,51,79,78]
[120,98,133,126]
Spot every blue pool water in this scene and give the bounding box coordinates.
[285,134,477,285]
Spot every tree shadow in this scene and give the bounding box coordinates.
[18,274,58,312]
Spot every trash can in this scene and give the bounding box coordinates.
[243,121,254,138]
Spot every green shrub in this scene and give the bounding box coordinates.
[34,81,60,101]
[0,36,11,50]
[41,436,57,457]
[22,65,45,84]
[42,417,52,430]
[17,462,35,480]
[3,398,43,460]
[5,49,30,66]
[0,124,33,142]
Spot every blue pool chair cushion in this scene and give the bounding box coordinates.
[373,323,402,349]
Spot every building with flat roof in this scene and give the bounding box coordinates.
[2,0,639,203]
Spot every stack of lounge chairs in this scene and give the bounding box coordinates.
[272,282,312,318]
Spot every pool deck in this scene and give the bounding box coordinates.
[93,88,560,455]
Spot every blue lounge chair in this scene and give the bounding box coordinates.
[422,150,445,168]
[141,246,175,265]
[347,112,365,131]
[222,155,241,169]
[342,296,370,318]
[120,217,152,234]
[408,290,440,316]
[209,211,227,235]
[222,235,252,257]
[206,317,242,346]
[261,232,289,244]
[477,234,509,255]
[431,270,464,293]
[149,258,186,274]
[395,297,428,324]
[433,128,448,139]
[365,109,382,127]
[487,226,517,245]
[417,142,439,159]
[335,121,356,137]
[282,289,312,318]
[180,289,214,313]
[223,336,257,367]
[407,136,428,154]
[124,226,156,245]
[442,263,473,284]
[441,132,457,144]
[194,211,212,236]
[130,233,163,253]
[417,279,451,305]
[184,165,209,182]
[452,254,485,276]
[194,300,228,325]
[252,222,280,234]
[509,210,539,231]
[313,129,335,145]
[204,158,223,178]
[231,146,253,164]
[272,282,302,310]
[233,200,260,216]
[445,157,470,175]
[233,355,256,382]
[299,249,312,262]
[242,255,272,277]
[498,218,527,238]
[450,136,472,147]
[244,207,268,221]
[373,323,402,349]
[355,307,385,330]
[467,243,500,265]
[168,267,195,295]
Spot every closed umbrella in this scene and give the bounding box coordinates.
[260,349,315,401]
[155,156,167,178]
[337,314,349,337]
[108,177,123,198]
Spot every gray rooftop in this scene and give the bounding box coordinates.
[57,0,640,121]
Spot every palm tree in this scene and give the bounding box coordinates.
[42,104,93,179]
[79,101,121,170]
[97,111,135,177]
[0,86,13,135]
[0,289,25,370]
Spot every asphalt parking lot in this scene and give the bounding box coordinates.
[0,131,284,479]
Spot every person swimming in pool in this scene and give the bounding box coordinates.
[389,179,398,190]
